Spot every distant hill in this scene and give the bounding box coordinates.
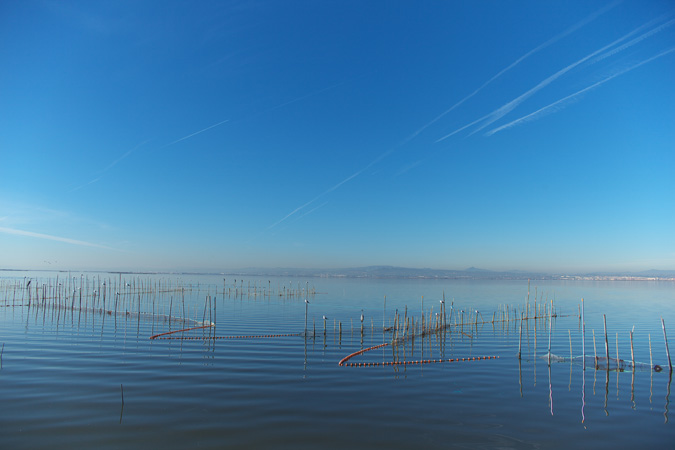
[5,266,673,281]
[219,265,551,280]
[636,269,675,278]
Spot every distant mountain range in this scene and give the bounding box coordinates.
[213,266,675,280]
[4,266,674,280]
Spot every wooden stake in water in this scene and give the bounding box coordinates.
[304,299,309,337]
[649,333,653,369]
[569,330,573,360]
[630,327,635,371]
[527,279,530,316]
[383,296,386,331]
[603,315,609,368]
[581,298,586,370]
[616,333,619,369]
[662,318,672,372]
[593,329,597,368]
[547,300,553,365]
[440,297,445,329]
[518,318,523,360]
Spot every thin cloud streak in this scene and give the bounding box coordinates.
[486,47,675,136]
[403,2,619,145]
[102,139,152,172]
[295,201,328,222]
[269,1,620,225]
[165,118,230,147]
[272,202,329,234]
[436,16,674,142]
[267,144,397,229]
[70,140,151,193]
[268,169,364,229]
[68,176,102,193]
[72,120,229,193]
[466,23,671,136]
[268,199,317,230]
[264,80,349,115]
[0,226,115,250]
[592,14,675,64]
[267,3,649,232]
[165,79,347,152]
[395,159,424,177]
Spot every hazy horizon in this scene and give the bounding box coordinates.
[2,264,674,279]
[2,1,674,274]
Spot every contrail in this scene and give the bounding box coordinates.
[268,169,364,229]
[70,140,152,193]
[592,14,674,64]
[436,15,674,142]
[266,3,624,230]
[401,1,619,145]
[69,176,102,193]
[396,159,424,177]
[264,80,349,115]
[272,202,330,233]
[486,47,675,136]
[102,139,152,173]
[295,201,328,222]
[72,118,229,193]
[166,79,349,149]
[267,143,398,229]
[166,80,348,152]
[165,118,230,147]
[268,199,318,230]
[0,226,115,250]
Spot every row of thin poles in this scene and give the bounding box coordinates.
[0,275,317,307]
[222,279,316,299]
[303,286,558,351]
[517,296,673,374]
[0,274,215,330]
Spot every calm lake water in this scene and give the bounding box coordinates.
[1,271,673,449]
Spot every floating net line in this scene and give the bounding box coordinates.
[337,340,499,367]
[342,355,500,367]
[544,353,664,372]
[18,301,209,327]
[148,325,500,367]
[149,325,300,340]
[152,334,304,340]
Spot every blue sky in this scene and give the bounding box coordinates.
[1,0,674,273]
